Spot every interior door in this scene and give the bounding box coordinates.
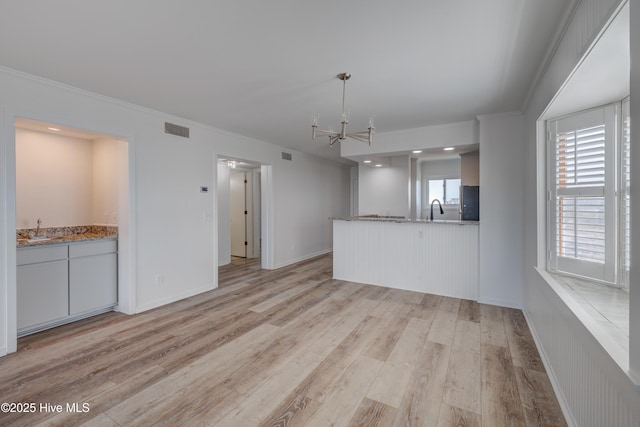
[230,170,247,257]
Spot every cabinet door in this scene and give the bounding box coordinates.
[17,260,69,330]
[69,254,117,316]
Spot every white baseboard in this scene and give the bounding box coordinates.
[271,249,332,270]
[477,296,523,309]
[522,308,578,427]
[0,346,7,357]
[135,282,216,313]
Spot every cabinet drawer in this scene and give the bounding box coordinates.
[69,240,117,258]
[17,245,68,265]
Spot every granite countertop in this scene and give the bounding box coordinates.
[17,225,118,248]
[331,216,480,225]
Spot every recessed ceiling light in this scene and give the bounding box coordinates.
[375,164,382,167]
[47,127,61,131]
[443,147,454,151]
[412,150,422,154]
[363,160,372,163]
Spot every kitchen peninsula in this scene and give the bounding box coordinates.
[333,217,479,300]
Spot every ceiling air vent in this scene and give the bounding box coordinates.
[164,122,190,138]
[281,152,292,161]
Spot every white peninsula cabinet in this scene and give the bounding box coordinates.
[17,239,118,336]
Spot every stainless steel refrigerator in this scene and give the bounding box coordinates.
[461,186,479,221]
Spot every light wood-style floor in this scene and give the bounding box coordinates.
[0,254,566,426]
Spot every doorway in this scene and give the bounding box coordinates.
[218,158,262,265]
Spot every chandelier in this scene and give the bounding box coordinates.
[312,73,374,147]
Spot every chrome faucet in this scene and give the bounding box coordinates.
[430,199,444,221]
[35,218,42,237]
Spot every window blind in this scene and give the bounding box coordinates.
[548,104,616,283]
[621,98,631,287]
[555,125,606,263]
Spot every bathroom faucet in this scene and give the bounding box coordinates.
[35,218,42,236]
[430,200,444,221]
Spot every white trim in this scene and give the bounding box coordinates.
[1,114,18,354]
[211,153,219,291]
[2,108,137,353]
[477,297,522,310]
[522,307,578,427]
[536,120,548,268]
[475,111,523,121]
[535,267,631,373]
[271,249,332,270]
[521,0,582,112]
[135,283,216,313]
[260,165,274,270]
[537,1,630,122]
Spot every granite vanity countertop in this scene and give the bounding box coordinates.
[17,225,118,248]
[331,216,480,225]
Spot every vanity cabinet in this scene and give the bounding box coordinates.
[17,239,117,335]
[17,246,69,330]
[69,240,118,316]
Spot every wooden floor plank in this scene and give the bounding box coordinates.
[392,341,451,427]
[303,355,384,426]
[0,253,566,427]
[503,308,546,372]
[366,361,414,408]
[442,349,481,415]
[436,403,481,427]
[427,298,460,346]
[514,366,567,427]
[479,303,508,347]
[348,398,397,427]
[481,343,526,427]
[258,393,315,427]
[458,299,481,323]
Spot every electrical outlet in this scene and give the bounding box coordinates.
[155,274,164,285]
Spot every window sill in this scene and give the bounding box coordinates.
[535,267,635,385]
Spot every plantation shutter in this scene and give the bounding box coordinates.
[621,97,631,288]
[548,106,616,282]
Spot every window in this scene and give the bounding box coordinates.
[428,178,460,205]
[547,100,630,287]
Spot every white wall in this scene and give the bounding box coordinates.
[92,138,122,226]
[420,158,460,178]
[478,112,524,308]
[522,0,640,425]
[15,130,122,229]
[16,129,94,228]
[358,155,409,217]
[271,154,350,266]
[340,120,477,158]
[0,66,350,356]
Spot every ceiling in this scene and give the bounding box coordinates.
[0,1,576,164]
